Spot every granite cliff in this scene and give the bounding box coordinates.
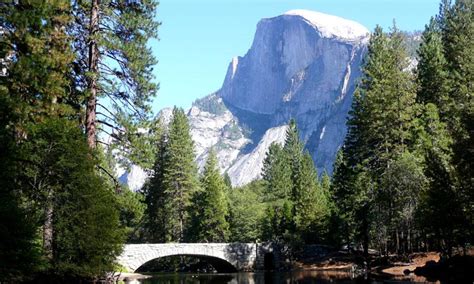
[122,10,371,189]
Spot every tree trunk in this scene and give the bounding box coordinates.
[362,208,369,257]
[408,228,412,253]
[43,196,53,260]
[86,0,100,149]
[396,228,400,255]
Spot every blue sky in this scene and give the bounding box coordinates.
[150,0,440,112]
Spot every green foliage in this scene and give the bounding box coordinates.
[415,0,474,253]
[143,107,199,242]
[262,142,292,201]
[377,151,427,253]
[0,0,77,128]
[419,149,465,254]
[114,115,166,171]
[228,180,266,242]
[331,23,423,255]
[0,190,41,282]
[162,107,200,241]
[21,118,124,278]
[293,153,328,243]
[0,0,163,280]
[331,2,473,256]
[189,150,230,242]
[71,0,160,164]
[0,98,41,281]
[440,0,474,243]
[417,18,449,108]
[261,119,330,244]
[1,2,126,279]
[116,187,146,243]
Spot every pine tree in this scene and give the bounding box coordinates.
[0,1,77,131]
[417,17,449,108]
[261,119,329,243]
[19,118,124,278]
[320,171,331,196]
[0,0,160,279]
[162,107,199,242]
[0,2,79,278]
[0,94,40,281]
[142,127,168,242]
[262,142,292,201]
[328,150,355,246]
[293,152,330,243]
[284,119,305,178]
[70,0,160,158]
[332,24,421,255]
[414,0,474,253]
[441,0,474,244]
[190,150,230,242]
[228,180,266,242]
[330,27,388,255]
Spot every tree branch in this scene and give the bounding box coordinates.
[97,165,121,193]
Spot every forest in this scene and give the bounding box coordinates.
[0,0,472,282]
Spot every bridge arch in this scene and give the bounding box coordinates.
[118,243,259,272]
[136,254,238,273]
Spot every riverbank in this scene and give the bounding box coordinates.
[376,252,440,276]
[295,250,472,283]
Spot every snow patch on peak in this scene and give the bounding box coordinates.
[283,9,369,41]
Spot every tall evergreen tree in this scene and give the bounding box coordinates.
[331,24,421,255]
[142,126,168,242]
[415,0,474,252]
[0,2,79,279]
[163,108,199,242]
[293,152,329,243]
[70,0,160,163]
[261,119,329,243]
[20,118,124,278]
[284,119,305,179]
[417,17,449,108]
[0,1,77,130]
[440,0,474,244]
[262,142,292,201]
[328,150,356,246]
[189,150,230,242]
[0,93,40,281]
[0,0,161,280]
[228,181,266,243]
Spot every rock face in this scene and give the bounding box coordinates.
[197,10,369,186]
[122,10,370,189]
[226,125,288,186]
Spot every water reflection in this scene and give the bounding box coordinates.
[131,270,437,284]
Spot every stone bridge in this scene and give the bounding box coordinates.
[117,243,277,272]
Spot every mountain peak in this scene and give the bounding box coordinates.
[283,9,369,41]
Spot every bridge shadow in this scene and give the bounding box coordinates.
[135,254,238,273]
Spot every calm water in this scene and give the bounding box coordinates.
[129,271,438,284]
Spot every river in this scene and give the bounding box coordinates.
[124,270,438,283]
